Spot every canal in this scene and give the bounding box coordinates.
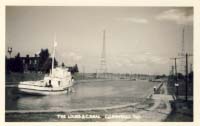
[6,80,160,111]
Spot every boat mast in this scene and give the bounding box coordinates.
[52,33,57,74]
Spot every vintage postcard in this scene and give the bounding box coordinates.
[0,0,198,126]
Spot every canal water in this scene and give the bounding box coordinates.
[6,80,159,111]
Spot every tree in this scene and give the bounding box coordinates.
[5,56,10,74]
[13,53,24,73]
[40,57,58,73]
[38,49,50,71]
[38,48,59,73]
[73,64,79,73]
[69,64,79,74]
[188,71,193,83]
[62,62,65,67]
[177,73,184,80]
[155,75,161,79]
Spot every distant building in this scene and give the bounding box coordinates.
[6,54,78,74]
[20,54,40,72]
[6,54,40,73]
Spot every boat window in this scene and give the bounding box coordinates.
[58,81,60,86]
[45,82,48,87]
[49,80,52,87]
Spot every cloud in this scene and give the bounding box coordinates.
[110,51,169,74]
[155,8,193,25]
[110,52,170,74]
[137,53,168,65]
[125,53,167,65]
[116,17,149,24]
[60,51,83,65]
[115,62,122,67]
[151,56,168,65]
[68,52,82,61]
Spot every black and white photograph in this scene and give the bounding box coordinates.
[5,6,193,122]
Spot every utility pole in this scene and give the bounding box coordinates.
[96,69,98,79]
[177,27,193,101]
[170,57,181,97]
[82,66,85,80]
[171,66,174,76]
[170,58,178,83]
[185,53,188,101]
[181,53,192,101]
[190,63,193,73]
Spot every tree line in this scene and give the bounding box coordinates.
[6,48,79,74]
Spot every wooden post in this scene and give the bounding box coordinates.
[175,58,177,83]
[185,53,188,101]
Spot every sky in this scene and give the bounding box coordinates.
[6,7,193,74]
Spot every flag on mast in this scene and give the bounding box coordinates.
[54,33,57,47]
[54,40,57,47]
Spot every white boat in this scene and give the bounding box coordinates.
[18,67,74,95]
[18,35,74,95]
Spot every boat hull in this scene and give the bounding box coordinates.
[18,84,73,95]
[18,88,70,95]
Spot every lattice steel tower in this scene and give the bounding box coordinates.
[99,30,107,77]
[180,28,186,75]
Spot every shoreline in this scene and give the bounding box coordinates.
[6,82,172,122]
[6,98,154,122]
[6,75,191,122]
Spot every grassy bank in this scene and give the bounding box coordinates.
[164,100,193,122]
[165,79,193,122]
[6,98,154,122]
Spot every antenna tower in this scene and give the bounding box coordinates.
[99,30,107,78]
